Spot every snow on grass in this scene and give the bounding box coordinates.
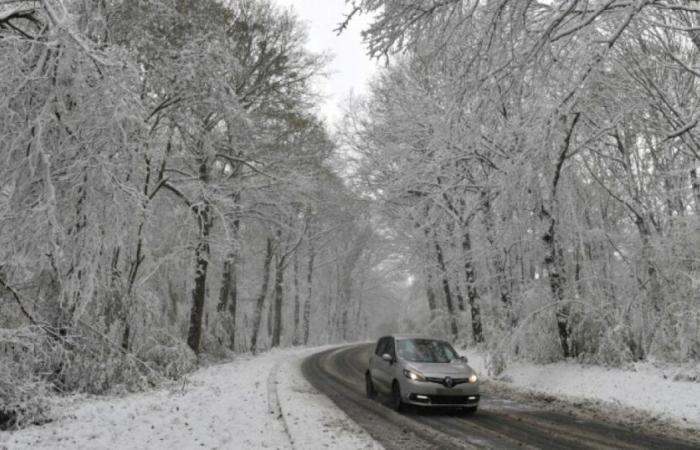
[0,346,382,450]
[462,348,700,429]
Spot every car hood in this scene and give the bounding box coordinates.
[406,361,475,377]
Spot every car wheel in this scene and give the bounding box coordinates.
[463,406,478,415]
[391,381,404,412]
[365,372,377,399]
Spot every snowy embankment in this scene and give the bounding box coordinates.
[1,346,381,450]
[465,349,700,430]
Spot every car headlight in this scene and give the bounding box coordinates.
[403,369,425,381]
[468,373,478,384]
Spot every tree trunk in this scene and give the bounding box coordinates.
[122,156,157,351]
[334,261,343,341]
[454,286,466,312]
[425,268,437,313]
[543,113,580,358]
[303,239,314,345]
[543,209,571,357]
[217,216,240,348]
[121,323,131,352]
[462,231,484,343]
[228,260,238,350]
[418,223,438,317]
[480,193,513,323]
[292,252,300,345]
[267,291,274,338]
[691,168,700,215]
[302,297,311,345]
[636,216,663,357]
[433,233,458,337]
[446,221,466,312]
[271,245,284,348]
[251,238,273,353]
[217,252,238,349]
[186,202,212,354]
[103,248,123,343]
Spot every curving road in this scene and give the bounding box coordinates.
[302,344,700,450]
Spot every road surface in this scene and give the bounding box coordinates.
[302,344,699,449]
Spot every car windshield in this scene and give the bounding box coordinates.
[396,339,458,363]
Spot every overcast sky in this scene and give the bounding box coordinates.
[273,0,379,128]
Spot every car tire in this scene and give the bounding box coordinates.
[365,372,377,399]
[391,381,404,412]
[462,406,478,415]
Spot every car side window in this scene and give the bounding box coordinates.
[386,338,396,359]
[375,337,387,356]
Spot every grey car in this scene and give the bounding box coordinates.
[365,334,480,413]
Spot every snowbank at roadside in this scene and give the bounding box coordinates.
[462,348,700,429]
[0,346,382,450]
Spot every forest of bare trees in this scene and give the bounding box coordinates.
[0,0,396,429]
[2,0,700,433]
[344,0,700,371]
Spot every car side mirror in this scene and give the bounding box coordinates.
[458,355,468,363]
[381,353,393,363]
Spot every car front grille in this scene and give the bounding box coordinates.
[425,376,469,387]
[409,394,480,405]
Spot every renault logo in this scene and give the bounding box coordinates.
[444,376,453,388]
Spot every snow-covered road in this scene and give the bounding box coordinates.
[303,344,700,450]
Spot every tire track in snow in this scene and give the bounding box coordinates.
[267,359,295,449]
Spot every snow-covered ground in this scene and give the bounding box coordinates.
[464,348,700,430]
[1,346,381,450]
[4,344,698,450]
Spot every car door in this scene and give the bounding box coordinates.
[374,337,396,394]
[371,337,390,393]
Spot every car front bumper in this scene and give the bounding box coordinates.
[400,378,480,407]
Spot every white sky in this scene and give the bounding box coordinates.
[273,0,379,128]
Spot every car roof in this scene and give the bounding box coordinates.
[386,333,444,341]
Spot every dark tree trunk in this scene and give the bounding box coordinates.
[542,215,571,358]
[104,247,123,337]
[302,239,314,345]
[228,263,238,350]
[267,292,274,338]
[217,216,240,314]
[691,168,700,215]
[418,223,438,316]
[446,222,465,312]
[217,244,238,350]
[186,202,212,354]
[334,261,343,341]
[292,252,300,345]
[425,268,437,313]
[217,258,233,313]
[454,287,466,312]
[271,247,285,348]
[251,238,273,353]
[480,194,513,321]
[462,231,484,343]
[121,323,130,352]
[217,191,241,350]
[636,215,663,357]
[543,113,580,358]
[122,156,157,351]
[433,234,458,337]
[455,286,466,313]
